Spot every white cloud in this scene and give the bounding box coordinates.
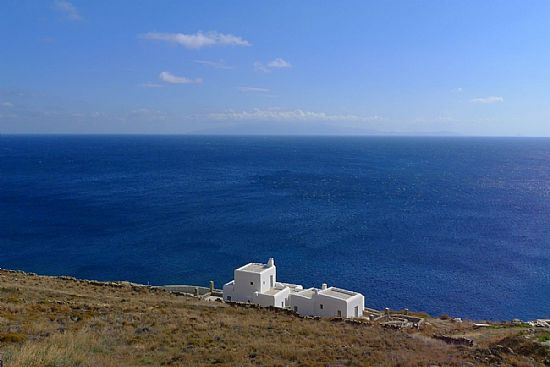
[194,60,233,69]
[254,58,292,73]
[53,0,81,21]
[253,62,270,73]
[451,87,463,93]
[159,72,202,84]
[1,101,14,108]
[237,86,270,93]
[207,108,382,122]
[470,96,504,104]
[142,31,250,49]
[267,58,291,69]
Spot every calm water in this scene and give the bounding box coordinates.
[1,135,549,320]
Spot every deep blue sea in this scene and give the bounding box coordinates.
[1,135,549,320]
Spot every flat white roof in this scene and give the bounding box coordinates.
[295,288,318,299]
[238,263,269,273]
[320,287,360,300]
[263,287,285,296]
[293,286,361,301]
[279,282,303,291]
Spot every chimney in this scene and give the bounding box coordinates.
[321,283,328,290]
[267,258,275,267]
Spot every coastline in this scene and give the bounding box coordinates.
[1,267,549,366]
[2,267,548,323]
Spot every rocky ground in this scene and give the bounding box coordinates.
[0,269,548,366]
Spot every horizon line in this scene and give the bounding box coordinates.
[1,133,550,138]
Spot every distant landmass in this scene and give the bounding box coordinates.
[188,121,462,136]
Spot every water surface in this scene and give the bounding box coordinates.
[1,135,549,319]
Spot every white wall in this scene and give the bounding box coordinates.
[316,294,348,318]
[223,263,278,305]
[254,292,275,307]
[345,294,365,318]
[234,270,262,298]
[288,293,316,316]
[288,290,365,318]
[223,280,235,302]
[272,287,290,308]
[259,266,276,293]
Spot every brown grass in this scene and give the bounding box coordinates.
[0,269,548,366]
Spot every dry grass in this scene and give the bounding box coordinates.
[0,269,548,366]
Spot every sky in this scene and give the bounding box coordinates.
[1,1,550,135]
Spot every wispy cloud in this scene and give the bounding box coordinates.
[254,58,292,73]
[141,31,250,49]
[194,60,233,69]
[1,101,14,108]
[470,96,503,104]
[237,86,270,93]
[207,108,381,122]
[253,62,270,73]
[159,72,202,84]
[267,58,291,68]
[53,0,81,21]
[451,87,463,93]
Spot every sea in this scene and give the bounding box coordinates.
[0,135,549,320]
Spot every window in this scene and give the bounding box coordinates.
[337,310,342,317]
[250,281,253,285]
[294,306,298,312]
[281,302,284,307]
[227,296,231,301]
[320,304,324,309]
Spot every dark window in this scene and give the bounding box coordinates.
[320,304,324,309]
[294,306,298,312]
[227,296,231,301]
[250,281,253,285]
[337,310,342,317]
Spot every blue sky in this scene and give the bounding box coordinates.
[1,1,550,135]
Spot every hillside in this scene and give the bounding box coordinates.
[0,269,548,366]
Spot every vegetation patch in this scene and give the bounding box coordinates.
[0,332,27,343]
[0,269,548,366]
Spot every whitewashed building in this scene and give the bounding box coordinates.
[287,284,365,318]
[223,258,365,318]
[222,258,303,308]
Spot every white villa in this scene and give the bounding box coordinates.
[223,258,365,318]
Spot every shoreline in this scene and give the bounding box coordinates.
[2,267,547,324]
[1,267,549,366]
